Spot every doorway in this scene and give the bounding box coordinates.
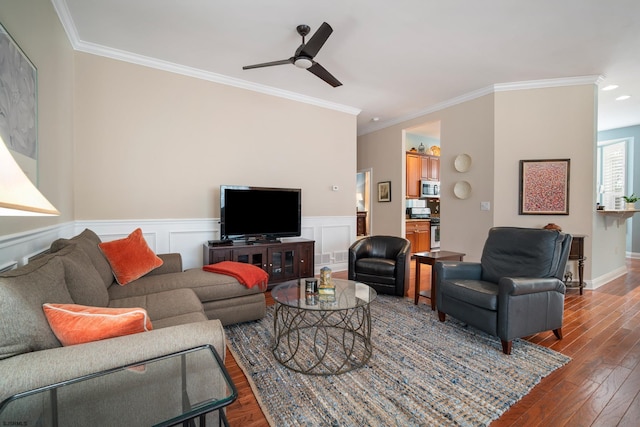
[356,169,372,236]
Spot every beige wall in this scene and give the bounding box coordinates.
[73,53,357,220]
[0,0,74,236]
[493,85,602,279]
[358,94,496,260]
[0,0,357,241]
[357,127,405,237]
[358,83,622,284]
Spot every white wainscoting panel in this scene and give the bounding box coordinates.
[0,222,75,269]
[0,217,358,274]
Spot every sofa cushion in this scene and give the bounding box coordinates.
[98,228,164,285]
[108,289,207,327]
[58,244,109,307]
[440,279,499,311]
[355,258,396,277]
[51,229,115,289]
[43,303,153,346]
[107,268,262,303]
[0,256,74,359]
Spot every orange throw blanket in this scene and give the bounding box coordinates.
[203,261,269,292]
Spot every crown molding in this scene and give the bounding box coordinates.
[358,75,605,136]
[51,0,80,46]
[358,85,496,136]
[50,0,359,116]
[493,75,604,92]
[73,40,361,115]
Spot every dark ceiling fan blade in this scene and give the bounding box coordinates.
[242,58,292,70]
[308,62,342,87]
[300,22,333,58]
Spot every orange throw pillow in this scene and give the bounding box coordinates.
[98,228,163,285]
[43,303,153,346]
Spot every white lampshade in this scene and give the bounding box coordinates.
[0,136,60,216]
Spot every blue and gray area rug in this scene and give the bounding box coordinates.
[225,295,570,426]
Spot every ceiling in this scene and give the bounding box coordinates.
[54,0,640,136]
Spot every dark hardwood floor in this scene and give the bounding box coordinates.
[225,259,640,427]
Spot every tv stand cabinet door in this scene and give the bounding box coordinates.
[299,241,315,278]
[267,244,298,283]
[232,246,268,270]
[203,244,234,265]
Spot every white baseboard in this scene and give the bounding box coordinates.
[587,265,628,290]
[1,216,358,274]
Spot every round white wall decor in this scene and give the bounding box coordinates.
[453,181,472,199]
[454,154,472,172]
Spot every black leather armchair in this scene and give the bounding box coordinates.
[348,235,411,296]
[435,227,572,355]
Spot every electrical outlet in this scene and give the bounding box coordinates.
[480,201,491,211]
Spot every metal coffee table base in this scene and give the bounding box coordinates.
[273,303,373,376]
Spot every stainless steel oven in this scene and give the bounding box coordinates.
[420,181,440,198]
[430,218,440,250]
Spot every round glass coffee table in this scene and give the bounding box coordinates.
[271,278,377,376]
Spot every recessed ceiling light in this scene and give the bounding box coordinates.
[602,84,619,91]
[616,95,631,101]
[371,117,380,122]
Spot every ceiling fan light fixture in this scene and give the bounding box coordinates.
[294,57,313,69]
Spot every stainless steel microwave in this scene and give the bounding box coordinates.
[420,180,440,198]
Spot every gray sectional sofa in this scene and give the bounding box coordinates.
[0,228,266,423]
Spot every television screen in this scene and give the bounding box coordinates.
[220,185,301,240]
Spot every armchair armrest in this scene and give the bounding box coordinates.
[498,277,566,296]
[497,277,566,341]
[394,239,411,266]
[145,253,183,276]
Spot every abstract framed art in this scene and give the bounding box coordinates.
[0,22,38,184]
[519,159,570,215]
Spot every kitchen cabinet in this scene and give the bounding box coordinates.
[407,152,440,198]
[421,155,440,181]
[406,153,421,198]
[406,220,430,253]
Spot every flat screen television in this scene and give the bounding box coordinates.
[220,185,301,242]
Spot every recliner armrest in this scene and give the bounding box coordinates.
[498,277,566,296]
[436,261,482,281]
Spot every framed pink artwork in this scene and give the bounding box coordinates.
[519,159,570,215]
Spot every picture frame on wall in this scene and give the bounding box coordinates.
[519,159,570,215]
[378,181,391,202]
[0,22,38,184]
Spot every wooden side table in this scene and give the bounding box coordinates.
[566,234,586,295]
[412,250,465,310]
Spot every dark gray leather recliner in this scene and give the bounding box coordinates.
[348,235,411,296]
[435,227,572,355]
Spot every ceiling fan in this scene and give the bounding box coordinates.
[242,22,342,87]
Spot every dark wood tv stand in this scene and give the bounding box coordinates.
[203,238,315,288]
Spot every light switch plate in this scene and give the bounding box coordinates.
[480,201,491,211]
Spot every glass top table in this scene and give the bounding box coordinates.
[271,278,377,375]
[0,345,237,427]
